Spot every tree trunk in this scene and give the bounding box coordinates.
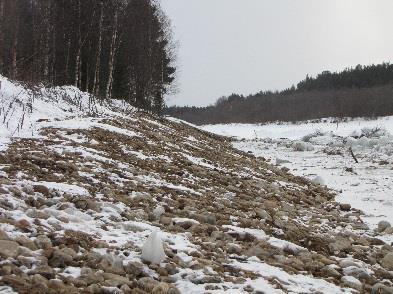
[43,2,51,81]
[10,0,20,79]
[105,10,119,100]
[74,0,82,88]
[0,0,4,74]
[92,1,104,97]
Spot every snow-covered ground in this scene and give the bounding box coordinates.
[1,74,393,293]
[202,117,393,244]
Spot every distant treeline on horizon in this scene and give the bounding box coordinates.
[166,63,393,124]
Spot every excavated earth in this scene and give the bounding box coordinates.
[0,112,393,294]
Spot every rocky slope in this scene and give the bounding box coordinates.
[0,76,393,293]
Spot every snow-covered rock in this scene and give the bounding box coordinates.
[292,141,315,151]
[311,176,325,186]
[141,231,166,264]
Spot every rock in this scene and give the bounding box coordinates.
[378,220,391,233]
[35,235,52,250]
[338,260,359,269]
[381,252,393,270]
[293,141,314,152]
[255,209,272,221]
[227,243,242,255]
[29,265,56,279]
[191,275,222,284]
[153,206,166,220]
[343,266,367,278]
[152,282,170,294]
[31,274,49,287]
[339,203,351,211]
[0,187,9,194]
[120,284,131,293]
[371,283,393,294]
[15,235,38,251]
[124,261,144,277]
[276,158,291,165]
[33,185,50,196]
[26,208,50,220]
[321,265,341,278]
[0,229,10,240]
[160,216,172,226]
[82,271,105,285]
[0,240,20,258]
[103,273,130,287]
[1,275,29,288]
[165,263,179,275]
[311,176,325,186]
[49,249,73,268]
[384,227,393,234]
[99,254,124,274]
[174,219,196,230]
[138,277,159,292]
[193,213,216,225]
[341,276,362,291]
[87,284,101,294]
[328,237,351,254]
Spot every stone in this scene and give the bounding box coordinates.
[138,277,159,292]
[35,235,52,250]
[328,237,351,254]
[152,282,170,294]
[0,240,20,258]
[47,279,69,293]
[321,265,341,278]
[378,220,391,233]
[120,284,132,293]
[381,252,393,270]
[0,229,10,240]
[227,243,242,255]
[103,273,130,287]
[99,254,124,274]
[33,185,50,196]
[255,209,272,221]
[339,203,351,211]
[15,235,38,251]
[26,208,50,220]
[341,276,362,291]
[343,266,367,277]
[29,265,56,279]
[160,216,172,226]
[124,261,144,277]
[193,213,216,225]
[49,249,73,268]
[174,219,196,230]
[384,227,393,234]
[371,283,393,294]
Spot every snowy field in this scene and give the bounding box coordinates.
[202,117,393,244]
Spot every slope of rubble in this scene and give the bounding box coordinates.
[0,76,393,294]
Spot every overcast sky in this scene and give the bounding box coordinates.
[161,0,393,107]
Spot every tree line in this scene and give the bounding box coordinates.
[0,0,176,113]
[297,63,393,91]
[166,63,393,124]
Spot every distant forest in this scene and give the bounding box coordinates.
[166,63,393,124]
[0,0,176,113]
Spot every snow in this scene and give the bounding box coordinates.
[202,116,393,140]
[0,74,137,146]
[231,257,353,294]
[202,116,393,244]
[223,225,307,254]
[1,75,388,293]
[141,231,166,264]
